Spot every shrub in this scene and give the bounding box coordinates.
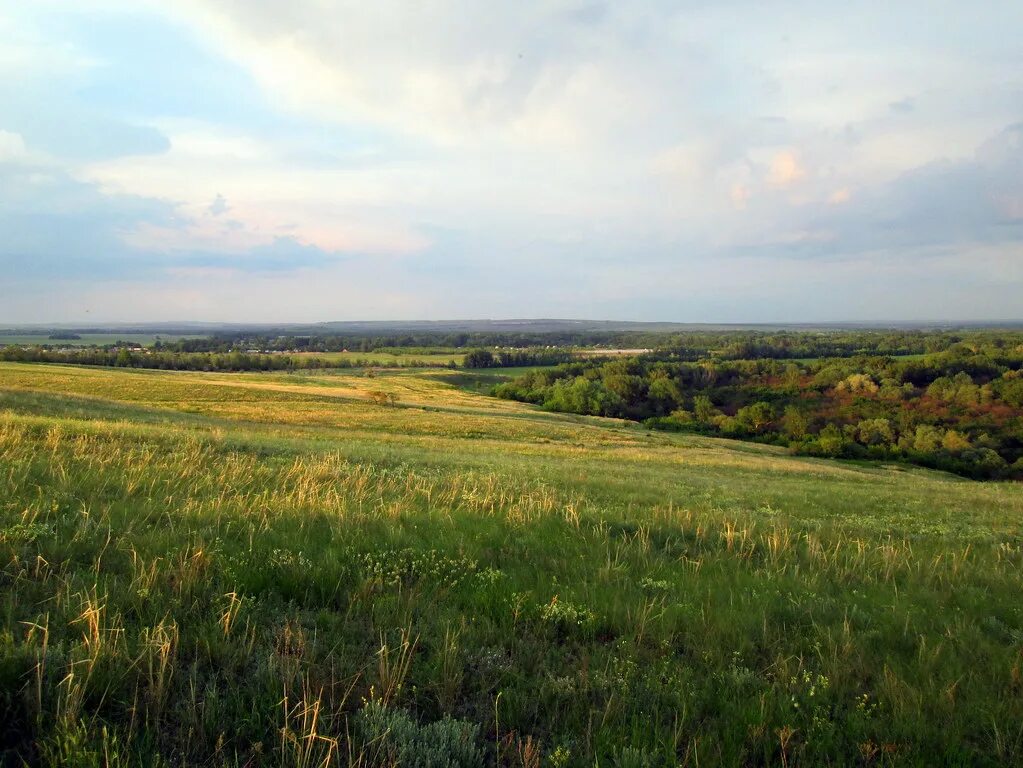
[540,596,597,632]
[355,701,484,768]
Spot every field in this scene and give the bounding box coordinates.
[0,334,205,348]
[1,361,1022,766]
[290,349,466,366]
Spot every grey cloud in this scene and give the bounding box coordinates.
[829,124,1023,251]
[0,164,177,279]
[0,163,350,283]
[182,237,347,273]
[727,124,1023,262]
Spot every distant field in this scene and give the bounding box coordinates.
[0,333,205,347]
[574,347,652,356]
[1,361,1021,765]
[291,349,465,365]
[435,366,556,392]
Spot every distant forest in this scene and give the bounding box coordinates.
[495,336,1023,479]
[153,328,1015,358]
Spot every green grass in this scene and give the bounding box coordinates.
[431,366,554,393]
[1,362,1022,766]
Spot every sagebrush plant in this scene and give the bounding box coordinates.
[0,361,1022,766]
[356,701,483,768]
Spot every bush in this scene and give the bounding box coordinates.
[356,701,484,768]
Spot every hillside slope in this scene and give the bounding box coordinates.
[1,363,1021,766]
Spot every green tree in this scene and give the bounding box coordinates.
[912,425,944,453]
[855,418,895,447]
[735,402,774,433]
[782,405,809,440]
[646,373,682,415]
[815,424,846,456]
[463,349,496,369]
[693,395,719,423]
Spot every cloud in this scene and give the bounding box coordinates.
[767,151,806,188]
[171,1,620,146]
[705,123,1023,265]
[828,188,851,205]
[0,152,353,288]
[815,123,1023,254]
[208,193,229,216]
[0,130,29,163]
[730,183,751,210]
[181,236,345,273]
[889,97,915,114]
[2,1,1023,321]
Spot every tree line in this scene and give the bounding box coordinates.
[161,332,618,353]
[0,345,574,373]
[462,348,575,368]
[1,344,577,372]
[0,347,443,372]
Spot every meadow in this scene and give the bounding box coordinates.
[1,361,1022,766]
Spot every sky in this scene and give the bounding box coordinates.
[1,1,1021,324]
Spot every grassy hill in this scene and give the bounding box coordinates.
[1,362,1021,766]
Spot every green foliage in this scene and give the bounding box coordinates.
[463,348,496,369]
[545,377,623,417]
[855,418,894,446]
[693,394,719,422]
[539,596,597,632]
[782,405,809,439]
